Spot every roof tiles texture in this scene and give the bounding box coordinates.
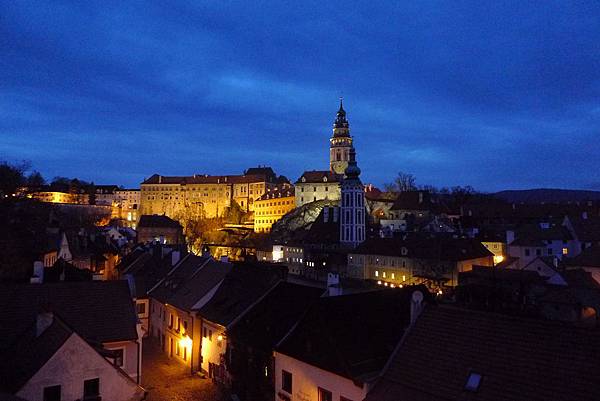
[0,281,138,347]
[367,306,600,401]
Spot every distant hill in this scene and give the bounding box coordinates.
[493,189,600,204]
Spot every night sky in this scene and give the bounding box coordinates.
[2,1,600,191]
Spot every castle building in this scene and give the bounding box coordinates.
[254,186,296,233]
[329,98,353,175]
[139,167,278,220]
[294,171,342,208]
[340,147,366,247]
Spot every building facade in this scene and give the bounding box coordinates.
[254,187,295,232]
[140,168,278,220]
[295,171,342,208]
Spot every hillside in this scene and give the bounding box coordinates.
[493,189,600,204]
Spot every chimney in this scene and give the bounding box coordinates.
[410,291,424,325]
[171,250,181,266]
[506,230,515,245]
[327,272,341,296]
[36,311,54,337]
[30,261,44,284]
[220,255,229,263]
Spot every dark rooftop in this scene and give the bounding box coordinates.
[366,305,600,401]
[138,214,182,229]
[276,286,431,384]
[197,263,284,327]
[0,281,138,347]
[228,281,324,350]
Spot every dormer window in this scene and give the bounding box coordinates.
[302,177,306,183]
[465,372,482,392]
[323,176,328,182]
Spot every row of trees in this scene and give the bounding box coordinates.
[383,171,480,206]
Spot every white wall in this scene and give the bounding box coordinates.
[200,320,227,374]
[274,352,367,401]
[18,334,144,401]
[104,340,140,382]
[295,182,340,207]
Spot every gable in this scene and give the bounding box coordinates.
[17,334,142,401]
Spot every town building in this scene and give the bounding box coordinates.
[118,243,187,336]
[0,315,145,401]
[365,305,600,401]
[227,281,324,401]
[139,167,280,220]
[274,287,430,401]
[115,188,141,227]
[137,214,184,245]
[148,254,231,372]
[0,281,144,400]
[347,235,494,288]
[254,186,295,233]
[196,263,286,381]
[294,171,342,207]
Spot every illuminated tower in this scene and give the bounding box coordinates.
[340,147,365,248]
[329,98,353,175]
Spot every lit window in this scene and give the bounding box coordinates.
[375,270,379,277]
[383,272,386,278]
[562,248,568,255]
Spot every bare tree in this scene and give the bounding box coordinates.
[384,172,417,193]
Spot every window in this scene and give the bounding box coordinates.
[113,349,124,367]
[374,270,379,277]
[318,387,332,401]
[536,249,541,256]
[209,329,213,341]
[525,249,530,257]
[169,314,173,328]
[44,385,61,401]
[562,248,569,255]
[282,370,292,393]
[177,318,181,332]
[136,302,146,315]
[465,372,482,392]
[83,378,100,400]
[203,327,207,338]
[183,321,188,332]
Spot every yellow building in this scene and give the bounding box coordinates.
[29,191,87,204]
[140,167,279,220]
[254,187,295,232]
[481,241,507,265]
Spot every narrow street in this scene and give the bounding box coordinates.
[142,338,226,401]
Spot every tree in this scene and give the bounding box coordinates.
[0,161,27,197]
[26,171,46,188]
[384,172,417,193]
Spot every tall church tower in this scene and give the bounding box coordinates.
[340,147,366,248]
[329,98,353,175]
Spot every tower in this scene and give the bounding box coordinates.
[329,98,353,175]
[340,147,366,248]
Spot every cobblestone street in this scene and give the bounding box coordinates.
[142,338,226,401]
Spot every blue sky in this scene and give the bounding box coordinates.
[1,1,599,191]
